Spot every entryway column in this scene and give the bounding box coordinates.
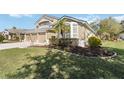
[45,31,49,44]
[36,25,39,43]
[70,22,73,38]
[24,34,27,42]
[8,35,11,40]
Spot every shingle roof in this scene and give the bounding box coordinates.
[6,28,34,33]
[35,14,59,24]
[61,15,87,23]
[6,28,47,34]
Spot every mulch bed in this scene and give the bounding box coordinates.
[30,45,116,58]
[64,46,116,57]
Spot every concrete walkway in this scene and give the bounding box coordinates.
[0,42,33,50]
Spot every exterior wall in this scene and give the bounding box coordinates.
[37,33,46,43]
[78,24,85,40]
[46,32,57,44]
[30,34,37,42]
[78,24,95,40]
[25,34,31,42]
[47,32,57,39]
[25,33,46,43]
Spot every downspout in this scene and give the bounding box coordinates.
[70,22,73,38]
[24,34,26,42]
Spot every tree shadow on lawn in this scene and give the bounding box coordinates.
[7,48,124,79]
[105,47,124,63]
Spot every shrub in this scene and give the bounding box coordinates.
[15,36,19,41]
[49,36,59,48]
[88,36,102,47]
[0,35,5,43]
[58,38,78,47]
[49,38,79,49]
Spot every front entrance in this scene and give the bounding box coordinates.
[78,40,85,47]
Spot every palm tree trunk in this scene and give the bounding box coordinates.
[61,30,64,38]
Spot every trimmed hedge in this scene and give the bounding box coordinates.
[49,37,79,49]
[58,38,79,47]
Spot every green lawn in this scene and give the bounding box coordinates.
[102,41,124,64]
[0,41,124,79]
[0,47,48,78]
[102,41,124,49]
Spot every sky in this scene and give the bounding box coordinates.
[0,14,124,31]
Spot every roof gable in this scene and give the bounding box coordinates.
[57,15,95,33]
[35,14,58,25]
[60,15,86,24]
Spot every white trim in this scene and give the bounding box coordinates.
[70,22,73,38]
[70,22,79,38]
[45,32,49,44]
[24,34,27,41]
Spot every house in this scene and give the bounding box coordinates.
[2,15,95,46]
[35,15,95,46]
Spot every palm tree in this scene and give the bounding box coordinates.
[54,19,70,38]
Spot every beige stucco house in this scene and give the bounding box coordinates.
[2,15,95,46]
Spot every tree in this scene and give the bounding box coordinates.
[0,35,5,43]
[13,26,17,29]
[120,20,124,33]
[90,19,100,31]
[12,26,21,41]
[54,19,70,38]
[97,17,122,40]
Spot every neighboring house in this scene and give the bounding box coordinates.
[119,33,124,40]
[0,32,2,35]
[2,14,95,46]
[2,28,36,41]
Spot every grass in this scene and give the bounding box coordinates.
[102,40,124,65]
[0,41,124,79]
[0,47,48,78]
[102,40,124,49]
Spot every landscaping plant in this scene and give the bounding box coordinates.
[88,36,102,48]
[0,35,5,43]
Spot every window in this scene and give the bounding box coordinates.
[39,22,52,32]
[71,22,78,38]
[65,32,70,38]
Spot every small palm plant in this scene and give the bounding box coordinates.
[53,19,70,38]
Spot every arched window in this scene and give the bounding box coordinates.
[39,21,52,32]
